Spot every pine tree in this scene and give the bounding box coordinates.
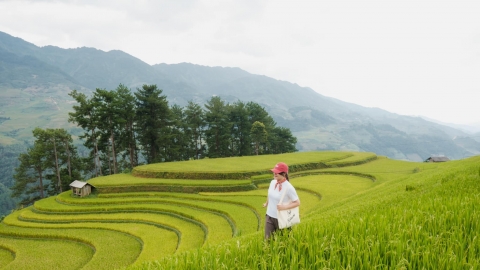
[228,101,252,156]
[164,104,188,161]
[33,128,64,194]
[184,101,206,160]
[246,102,276,154]
[92,88,124,174]
[115,84,138,169]
[11,141,48,206]
[269,127,297,154]
[204,96,231,158]
[69,90,103,176]
[250,121,268,155]
[135,84,171,163]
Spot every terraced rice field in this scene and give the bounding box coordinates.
[0,151,404,269]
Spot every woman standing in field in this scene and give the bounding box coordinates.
[262,162,300,239]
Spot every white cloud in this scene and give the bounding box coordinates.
[1,0,480,125]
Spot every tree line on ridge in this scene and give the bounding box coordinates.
[11,84,297,207]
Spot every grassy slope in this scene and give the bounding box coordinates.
[0,151,478,269]
[130,156,480,269]
[132,151,353,173]
[0,151,370,269]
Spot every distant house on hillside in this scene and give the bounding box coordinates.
[69,180,95,197]
[424,156,450,162]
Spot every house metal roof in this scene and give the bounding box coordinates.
[426,156,450,162]
[69,180,90,188]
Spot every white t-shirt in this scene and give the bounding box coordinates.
[266,179,299,218]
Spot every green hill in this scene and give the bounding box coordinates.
[0,151,478,269]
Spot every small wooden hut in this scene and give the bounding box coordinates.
[424,156,450,162]
[69,180,94,197]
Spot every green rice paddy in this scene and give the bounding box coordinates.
[1,151,478,269]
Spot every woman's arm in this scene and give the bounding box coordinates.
[277,199,300,210]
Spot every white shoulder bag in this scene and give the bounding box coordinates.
[277,186,300,229]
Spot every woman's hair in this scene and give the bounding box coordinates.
[279,172,289,181]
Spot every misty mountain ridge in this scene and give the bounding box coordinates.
[418,116,480,134]
[1,30,480,162]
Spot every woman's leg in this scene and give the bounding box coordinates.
[264,215,279,240]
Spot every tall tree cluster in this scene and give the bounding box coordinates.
[69,84,296,169]
[12,84,297,206]
[12,128,83,206]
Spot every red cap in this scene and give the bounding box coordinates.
[270,162,288,174]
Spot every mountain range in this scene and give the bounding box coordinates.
[1,30,480,165]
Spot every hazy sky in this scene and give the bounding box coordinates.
[2,0,480,126]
